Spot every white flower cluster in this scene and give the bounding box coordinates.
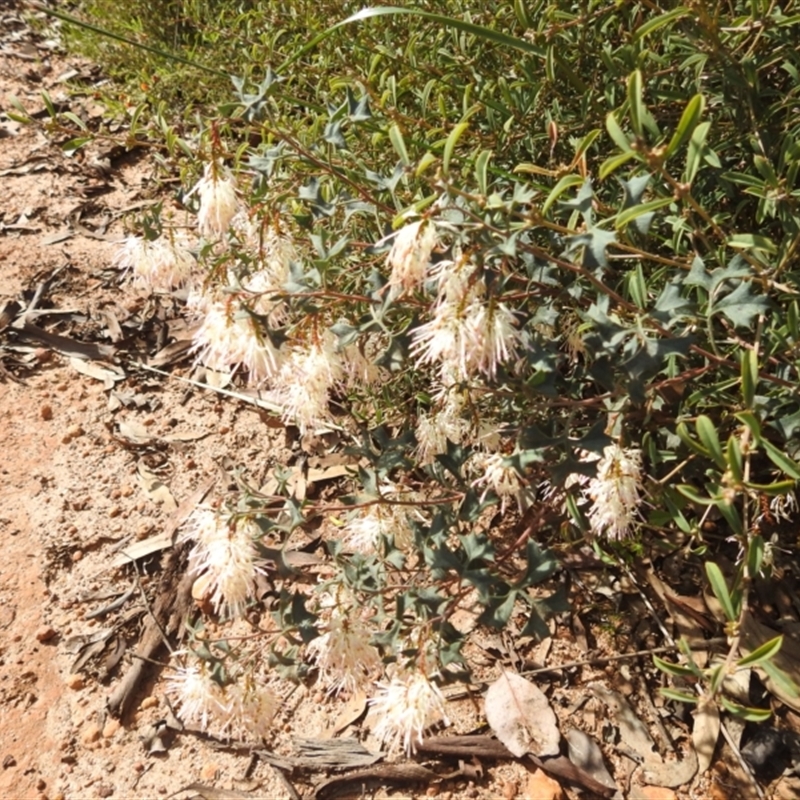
[115,234,195,292]
[472,452,530,513]
[166,658,277,740]
[369,669,450,755]
[585,443,643,539]
[180,508,266,619]
[411,259,522,381]
[386,219,438,295]
[307,588,381,696]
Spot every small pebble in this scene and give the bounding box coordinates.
[102,719,120,739]
[108,505,121,519]
[120,484,134,498]
[81,723,101,746]
[71,550,83,563]
[36,778,46,791]
[96,784,114,798]
[140,696,158,710]
[66,674,84,690]
[35,626,57,643]
[40,404,53,421]
[199,762,220,782]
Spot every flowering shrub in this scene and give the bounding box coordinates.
[40,0,800,748]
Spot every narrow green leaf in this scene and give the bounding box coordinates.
[676,484,717,505]
[41,91,56,119]
[747,535,765,579]
[633,7,690,41]
[442,121,469,177]
[599,150,636,180]
[726,436,743,483]
[742,479,796,495]
[677,421,710,458]
[615,197,673,229]
[734,411,762,444]
[606,111,632,153]
[654,655,702,678]
[705,562,737,623]
[627,70,644,138]
[760,659,800,699]
[762,439,800,480]
[709,663,726,695]
[660,687,698,704]
[61,111,89,131]
[474,149,492,196]
[740,349,757,409]
[696,415,725,469]
[388,124,410,166]
[685,120,711,184]
[727,233,778,254]
[282,6,546,70]
[719,697,772,722]
[737,635,783,669]
[665,93,705,159]
[715,498,744,536]
[541,174,584,217]
[574,129,602,162]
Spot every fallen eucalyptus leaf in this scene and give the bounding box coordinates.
[692,697,720,774]
[565,728,617,791]
[485,670,560,758]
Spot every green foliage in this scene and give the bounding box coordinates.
[47,0,800,732]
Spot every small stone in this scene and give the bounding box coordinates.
[81,723,102,746]
[501,779,518,800]
[96,784,114,798]
[631,788,677,800]
[425,787,438,797]
[140,696,158,710]
[199,763,220,782]
[108,505,121,519]
[40,405,53,421]
[68,424,84,438]
[71,550,83,563]
[120,484,134,498]
[36,778,46,791]
[2,755,16,769]
[102,719,120,739]
[136,523,152,540]
[133,762,145,773]
[35,625,57,643]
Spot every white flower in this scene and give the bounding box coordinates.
[191,295,282,384]
[387,220,437,295]
[343,502,414,553]
[472,452,531,513]
[181,509,266,618]
[369,671,450,755]
[192,162,240,238]
[411,269,521,380]
[116,234,195,291]
[307,614,381,695]
[462,301,521,380]
[220,672,278,739]
[414,387,470,465]
[268,335,343,433]
[585,444,643,540]
[166,660,229,731]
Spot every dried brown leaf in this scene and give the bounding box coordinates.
[485,670,560,758]
[692,697,720,774]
